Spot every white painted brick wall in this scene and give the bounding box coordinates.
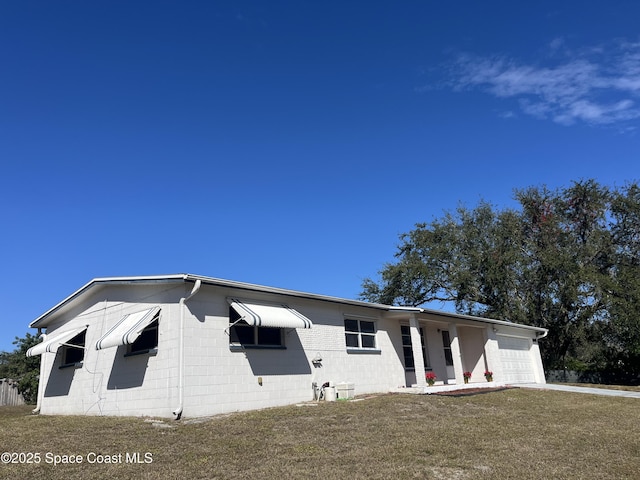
[35,281,546,418]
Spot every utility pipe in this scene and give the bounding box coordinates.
[31,330,45,414]
[173,279,201,420]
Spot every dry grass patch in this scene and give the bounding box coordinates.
[0,389,638,479]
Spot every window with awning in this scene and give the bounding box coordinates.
[227,298,312,348]
[26,326,88,357]
[227,299,313,329]
[95,307,161,351]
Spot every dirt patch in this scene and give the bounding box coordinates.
[433,386,514,397]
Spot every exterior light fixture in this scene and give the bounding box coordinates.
[312,352,323,365]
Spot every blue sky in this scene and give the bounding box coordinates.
[1,1,639,351]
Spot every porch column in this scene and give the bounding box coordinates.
[530,339,547,384]
[484,326,503,382]
[448,323,464,384]
[409,314,426,386]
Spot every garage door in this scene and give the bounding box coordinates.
[497,335,535,384]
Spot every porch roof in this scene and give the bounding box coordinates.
[386,306,548,334]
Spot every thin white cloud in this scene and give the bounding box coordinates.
[498,110,516,119]
[441,40,640,128]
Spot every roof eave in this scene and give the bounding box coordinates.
[29,274,390,329]
[387,305,548,333]
[29,273,548,336]
[29,274,189,328]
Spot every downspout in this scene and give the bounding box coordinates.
[31,329,45,414]
[173,279,201,420]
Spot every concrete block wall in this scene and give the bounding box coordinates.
[38,284,187,417]
[181,291,407,417]
[530,340,547,384]
[34,280,546,418]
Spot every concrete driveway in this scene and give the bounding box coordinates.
[518,383,640,398]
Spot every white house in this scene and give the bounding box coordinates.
[27,274,547,418]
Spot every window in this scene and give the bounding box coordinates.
[127,318,159,355]
[442,330,454,366]
[344,319,376,349]
[229,307,284,348]
[401,325,430,370]
[61,330,86,367]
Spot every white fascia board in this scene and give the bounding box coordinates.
[184,274,390,310]
[29,273,545,336]
[387,305,548,334]
[29,275,188,328]
[29,273,389,329]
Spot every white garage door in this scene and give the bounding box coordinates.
[497,335,535,384]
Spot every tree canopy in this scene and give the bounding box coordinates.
[361,180,640,384]
[0,333,40,404]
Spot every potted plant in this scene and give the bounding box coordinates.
[425,372,437,386]
[463,371,472,384]
[484,370,493,382]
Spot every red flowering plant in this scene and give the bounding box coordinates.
[463,371,472,383]
[484,370,494,382]
[425,372,437,386]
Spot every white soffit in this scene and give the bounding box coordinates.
[228,298,313,329]
[95,306,161,350]
[26,326,87,357]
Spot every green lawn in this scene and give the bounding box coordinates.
[1,388,638,479]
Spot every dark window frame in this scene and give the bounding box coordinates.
[126,318,159,357]
[60,330,86,368]
[344,318,377,350]
[228,307,285,349]
[401,325,431,371]
[442,330,454,366]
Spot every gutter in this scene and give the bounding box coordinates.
[387,305,548,334]
[172,279,201,420]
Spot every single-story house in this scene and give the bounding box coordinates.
[27,274,547,418]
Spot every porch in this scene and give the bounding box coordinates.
[391,380,507,395]
[398,314,499,388]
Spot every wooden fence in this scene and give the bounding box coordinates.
[0,378,25,406]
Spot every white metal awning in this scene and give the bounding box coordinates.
[228,298,313,329]
[26,326,87,357]
[95,306,161,350]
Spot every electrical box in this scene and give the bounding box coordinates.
[336,383,355,399]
